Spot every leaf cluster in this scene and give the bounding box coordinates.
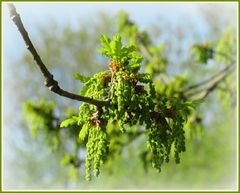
[59,34,194,180]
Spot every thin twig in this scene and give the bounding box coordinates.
[138,43,152,61]
[186,63,235,100]
[8,3,109,107]
[182,63,235,93]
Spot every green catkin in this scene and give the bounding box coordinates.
[59,34,188,180]
[85,125,109,180]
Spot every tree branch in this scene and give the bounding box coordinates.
[7,4,180,129]
[8,3,109,107]
[186,63,235,100]
[182,63,235,93]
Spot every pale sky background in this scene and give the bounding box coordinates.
[2,2,238,190]
[3,2,236,62]
[1,2,214,61]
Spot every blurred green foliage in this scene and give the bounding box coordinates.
[9,9,236,189]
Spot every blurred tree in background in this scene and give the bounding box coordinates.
[3,3,237,190]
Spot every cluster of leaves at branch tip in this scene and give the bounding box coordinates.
[58,34,199,181]
[191,28,235,65]
[191,43,214,64]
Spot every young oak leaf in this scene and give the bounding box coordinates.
[73,73,90,83]
[125,63,141,73]
[131,55,144,64]
[123,45,136,53]
[100,35,111,50]
[60,116,78,128]
[110,34,122,61]
[99,35,112,57]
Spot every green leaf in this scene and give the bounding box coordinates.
[79,123,89,141]
[137,73,151,83]
[99,35,113,57]
[80,81,92,96]
[80,86,88,96]
[191,44,213,64]
[122,45,136,56]
[73,73,90,83]
[111,34,122,60]
[185,99,204,109]
[60,116,78,128]
[125,63,141,72]
[131,56,144,64]
[191,99,204,107]
[99,35,111,51]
